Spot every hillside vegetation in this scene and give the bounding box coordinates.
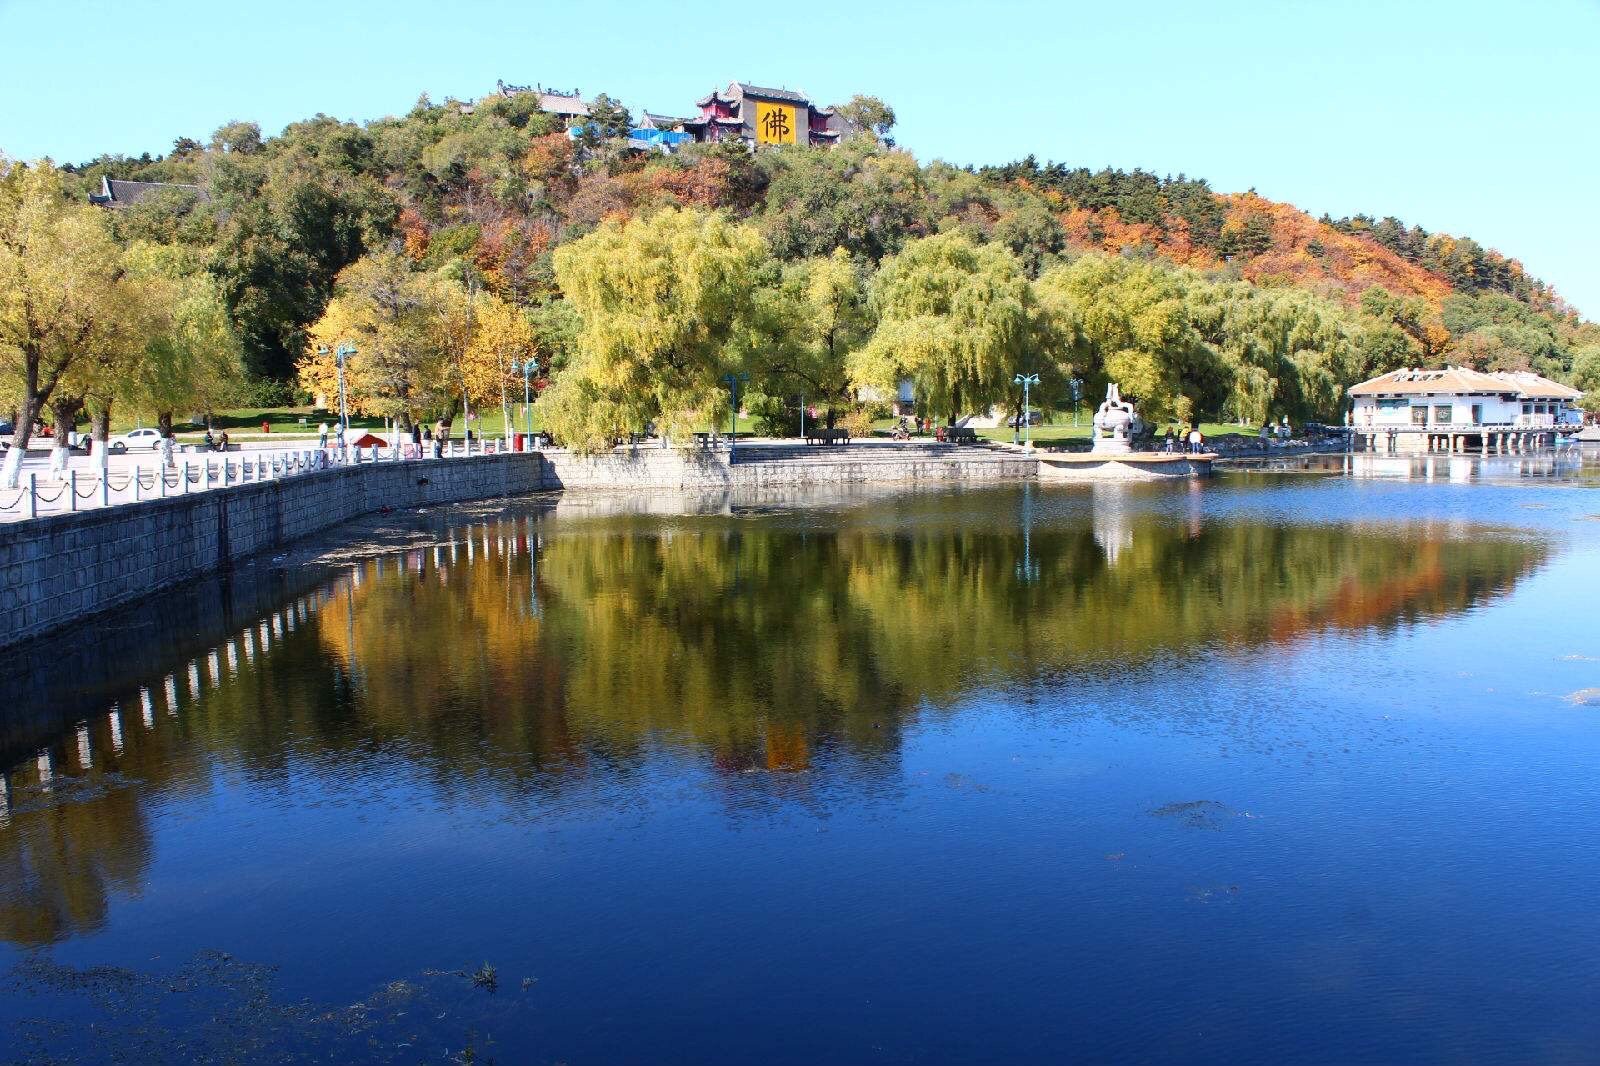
[7,87,1597,456]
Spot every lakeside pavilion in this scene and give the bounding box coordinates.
[1348,366,1584,454]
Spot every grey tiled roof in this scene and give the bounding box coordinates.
[733,82,810,104]
[639,112,690,129]
[537,91,590,117]
[93,176,209,207]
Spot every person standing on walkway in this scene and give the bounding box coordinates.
[410,422,422,458]
[318,422,329,449]
[1189,426,1204,454]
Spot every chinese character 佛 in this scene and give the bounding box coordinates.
[762,108,791,141]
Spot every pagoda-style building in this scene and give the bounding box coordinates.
[680,82,847,147]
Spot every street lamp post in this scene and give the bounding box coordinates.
[1069,377,1083,427]
[509,358,538,446]
[317,343,358,460]
[722,372,749,458]
[1013,373,1040,449]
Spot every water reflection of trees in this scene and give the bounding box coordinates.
[0,499,1547,946]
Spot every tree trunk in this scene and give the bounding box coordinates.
[949,381,963,427]
[1,394,41,489]
[92,405,112,473]
[157,411,174,437]
[49,395,81,476]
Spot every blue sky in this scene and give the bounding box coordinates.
[2,0,1596,314]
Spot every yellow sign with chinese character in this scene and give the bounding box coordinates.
[754,102,797,145]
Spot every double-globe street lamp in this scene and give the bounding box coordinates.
[316,342,358,459]
[509,358,538,447]
[1013,373,1040,448]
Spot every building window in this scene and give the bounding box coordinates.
[1522,402,1532,414]
[1411,406,1428,426]
[1471,404,1483,424]
[1433,405,1452,425]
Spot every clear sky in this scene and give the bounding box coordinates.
[2,0,1596,314]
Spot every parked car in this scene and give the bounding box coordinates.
[1007,411,1044,429]
[0,421,12,448]
[109,427,164,453]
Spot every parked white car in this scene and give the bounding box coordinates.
[109,427,164,453]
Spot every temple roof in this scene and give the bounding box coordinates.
[638,112,690,130]
[496,80,590,117]
[733,82,810,104]
[90,176,209,207]
[698,82,812,107]
[537,91,590,117]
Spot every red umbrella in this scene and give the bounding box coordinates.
[350,432,388,448]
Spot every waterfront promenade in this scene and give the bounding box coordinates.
[0,440,1035,650]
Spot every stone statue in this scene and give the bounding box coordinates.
[1091,383,1143,454]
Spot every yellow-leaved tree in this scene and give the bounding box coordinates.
[545,208,772,451]
[848,232,1031,426]
[0,163,163,485]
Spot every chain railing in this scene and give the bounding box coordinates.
[0,435,522,521]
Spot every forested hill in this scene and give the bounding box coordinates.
[38,88,1598,432]
[985,158,1558,310]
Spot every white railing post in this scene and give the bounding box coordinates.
[27,472,37,519]
[183,460,191,494]
[100,468,110,508]
[134,463,142,503]
[69,469,78,512]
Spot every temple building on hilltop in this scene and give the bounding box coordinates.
[495,80,591,120]
[88,175,209,208]
[681,82,848,146]
[1348,366,1583,453]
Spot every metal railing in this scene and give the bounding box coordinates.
[0,436,523,521]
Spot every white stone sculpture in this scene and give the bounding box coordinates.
[1091,383,1143,454]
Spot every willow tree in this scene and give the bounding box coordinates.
[108,243,243,461]
[0,164,159,486]
[1034,254,1216,425]
[745,248,871,433]
[850,232,1030,425]
[546,207,770,451]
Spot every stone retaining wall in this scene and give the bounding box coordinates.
[0,446,1036,650]
[0,453,546,650]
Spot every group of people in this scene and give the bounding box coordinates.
[1258,417,1295,446]
[201,429,230,451]
[1162,426,1209,454]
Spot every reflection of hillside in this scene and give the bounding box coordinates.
[0,497,1547,946]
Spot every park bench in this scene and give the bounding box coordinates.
[935,426,979,444]
[804,428,852,446]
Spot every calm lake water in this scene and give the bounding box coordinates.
[4,451,1600,1064]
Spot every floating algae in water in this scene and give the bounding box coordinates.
[1565,689,1600,706]
[1148,800,1233,829]
[3,951,537,1066]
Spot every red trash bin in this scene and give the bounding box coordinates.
[513,433,525,452]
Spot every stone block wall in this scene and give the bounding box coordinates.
[0,446,1037,650]
[0,453,548,650]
